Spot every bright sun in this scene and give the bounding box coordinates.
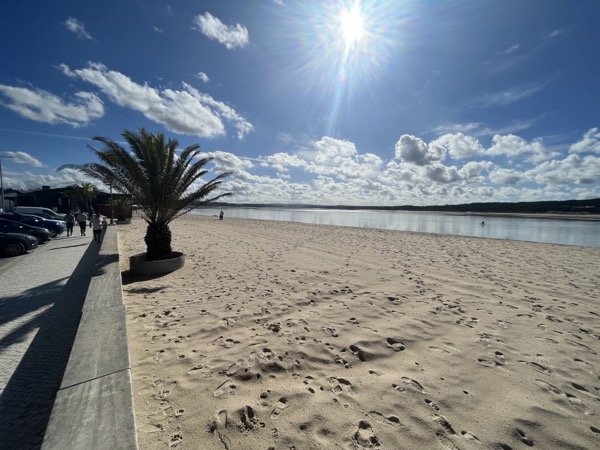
[340,5,364,47]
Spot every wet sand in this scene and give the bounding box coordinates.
[119,215,600,449]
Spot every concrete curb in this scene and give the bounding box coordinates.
[42,225,139,450]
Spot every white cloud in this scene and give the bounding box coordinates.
[545,29,565,39]
[528,154,600,186]
[487,134,558,162]
[153,26,164,33]
[0,84,104,126]
[433,120,535,138]
[489,167,525,186]
[473,83,545,107]
[65,17,93,40]
[193,12,249,50]
[59,62,253,139]
[500,44,520,54]
[430,133,485,159]
[197,72,210,83]
[1,151,44,167]
[569,128,600,154]
[394,134,444,166]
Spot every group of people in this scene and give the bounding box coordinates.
[63,210,106,242]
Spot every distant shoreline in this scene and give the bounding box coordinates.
[198,205,600,222]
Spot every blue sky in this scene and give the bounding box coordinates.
[1,0,599,206]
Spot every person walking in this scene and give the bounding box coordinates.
[90,212,105,243]
[76,211,88,236]
[63,210,75,236]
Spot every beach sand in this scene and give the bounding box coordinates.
[119,215,600,449]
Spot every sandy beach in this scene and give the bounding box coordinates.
[119,214,600,450]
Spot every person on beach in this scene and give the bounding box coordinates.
[219,210,224,220]
[90,212,105,243]
[64,210,75,236]
[76,211,88,236]
[481,221,485,227]
[90,213,104,243]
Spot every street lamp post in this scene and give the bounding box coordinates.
[110,181,114,224]
[0,155,14,212]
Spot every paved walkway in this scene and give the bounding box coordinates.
[0,233,100,449]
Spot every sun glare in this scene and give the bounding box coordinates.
[340,4,364,47]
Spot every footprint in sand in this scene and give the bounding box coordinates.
[460,430,480,442]
[322,327,339,337]
[385,338,405,352]
[477,357,499,368]
[425,398,440,411]
[270,397,289,419]
[518,361,551,373]
[535,380,594,415]
[368,410,401,426]
[349,344,367,362]
[217,337,241,349]
[399,376,425,393]
[328,377,354,395]
[495,351,506,365]
[213,380,236,398]
[353,420,381,448]
[429,346,451,354]
[169,433,183,448]
[240,405,259,431]
[515,428,534,446]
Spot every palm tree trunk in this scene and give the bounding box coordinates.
[144,222,173,260]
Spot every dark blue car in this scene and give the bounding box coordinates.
[0,212,65,237]
[0,231,39,257]
[0,218,52,243]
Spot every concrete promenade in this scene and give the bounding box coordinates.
[0,232,100,449]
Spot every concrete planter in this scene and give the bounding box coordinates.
[129,251,185,276]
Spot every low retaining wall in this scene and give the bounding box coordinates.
[42,225,138,449]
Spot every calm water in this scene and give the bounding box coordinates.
[191,207,600,248]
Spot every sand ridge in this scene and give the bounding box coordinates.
[119,215,600,449]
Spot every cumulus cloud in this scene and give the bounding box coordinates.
[65,17,93,40]
[528,154,600,186]
[487,134,558,163]
[59,62,253,139]
[569,128,600,154]
[430,133,485,159]
[394,135,444,166]
[0,84,104,126]
[193,12,249,50]
[489,167,525,186]
[1,151,44,167]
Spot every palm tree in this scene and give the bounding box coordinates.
[113,196,130,221]
[63,182,100,212]
[58,128,232,260]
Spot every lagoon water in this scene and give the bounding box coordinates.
[191,207,600,248]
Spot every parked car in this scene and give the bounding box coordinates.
[21,210,65,221]
[0,231,39,257]
[0,218,52,243]
[13,206,65,220]
[0,212,65,237]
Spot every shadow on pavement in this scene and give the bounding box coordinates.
[0,242,106,449]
